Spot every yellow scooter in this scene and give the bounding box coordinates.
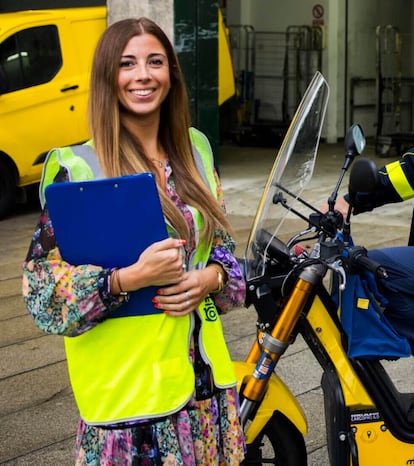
[236,72,414,465]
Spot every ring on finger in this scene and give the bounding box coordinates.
[185,290,191,300]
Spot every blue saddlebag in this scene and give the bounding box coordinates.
[340,272,411,359]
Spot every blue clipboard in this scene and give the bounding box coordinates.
[45,173,168,318]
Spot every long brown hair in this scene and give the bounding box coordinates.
[88,17,232,244]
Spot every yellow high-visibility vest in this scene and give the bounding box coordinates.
[41,128,237,425]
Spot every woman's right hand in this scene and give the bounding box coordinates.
[112,238,186,294]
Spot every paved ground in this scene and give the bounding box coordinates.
[1,141,414,465]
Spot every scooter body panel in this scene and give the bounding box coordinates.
[306,295,374,408]
[234,361,307,443]
[352,416,414,465]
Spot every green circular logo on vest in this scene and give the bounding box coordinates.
[203,296,218,321]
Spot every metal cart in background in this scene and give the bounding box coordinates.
[375,25,414,156]
[227,24,323,146]
[219,24,254,144]
[282,25,323,123]
[227,24,256,131]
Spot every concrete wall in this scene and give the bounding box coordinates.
[107,0,174,41]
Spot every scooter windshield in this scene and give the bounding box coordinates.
[245,71,330,281]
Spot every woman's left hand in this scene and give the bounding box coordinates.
[153,268,215,316]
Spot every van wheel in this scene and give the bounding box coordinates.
[0,159,17,219]
[243,412,307,465]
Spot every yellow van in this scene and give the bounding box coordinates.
[0,6,106,218]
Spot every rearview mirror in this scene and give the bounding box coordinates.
[345,124,366,157]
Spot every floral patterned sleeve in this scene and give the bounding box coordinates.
[22,172,123,337]
[208,168,246,312]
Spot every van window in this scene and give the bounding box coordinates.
[0,25,62,93]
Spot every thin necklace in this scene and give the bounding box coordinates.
[151,158,167,168]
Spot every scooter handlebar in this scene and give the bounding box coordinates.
[352,248,388,279]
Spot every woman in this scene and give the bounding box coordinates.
[22,17,246,465]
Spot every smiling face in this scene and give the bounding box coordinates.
[117,33,171,121]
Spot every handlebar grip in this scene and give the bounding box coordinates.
[354,253,388,279]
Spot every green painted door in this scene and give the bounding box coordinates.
[174,0,220,161]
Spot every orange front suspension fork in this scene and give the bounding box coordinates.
[240,266,321,425]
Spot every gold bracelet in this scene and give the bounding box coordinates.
[209,264,225,294]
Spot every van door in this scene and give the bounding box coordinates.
[0,19,88,188]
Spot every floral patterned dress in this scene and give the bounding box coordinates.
[22,162,246,466]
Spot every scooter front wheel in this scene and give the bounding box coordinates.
[243,411,307,465]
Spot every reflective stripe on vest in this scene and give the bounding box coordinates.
[42,128,236,424]
[39,141,102,208]
[187,127,218,269]
[386,159,414,200]
[190,126,215,191]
